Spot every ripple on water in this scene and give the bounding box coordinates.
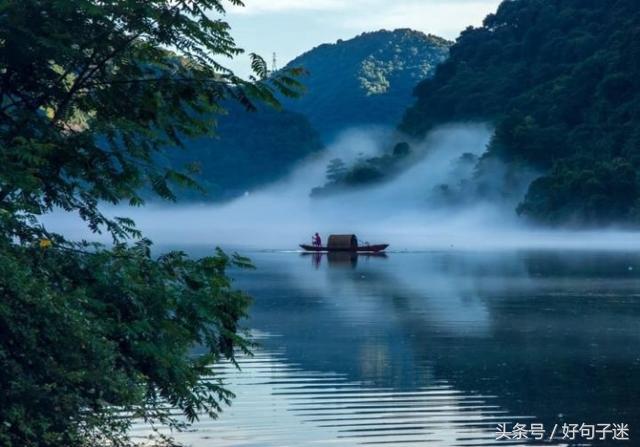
[131,346,562,447]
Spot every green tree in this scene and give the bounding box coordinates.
[0,1,303,446]
[398,0,640,225]
[392,142,411,158]
[325,158,347,183]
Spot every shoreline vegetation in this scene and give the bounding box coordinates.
[400,0,640,226]
[309,0,640,229]
[0,1,303,446]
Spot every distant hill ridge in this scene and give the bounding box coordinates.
[283,29,451,140]
[168,28,451,201]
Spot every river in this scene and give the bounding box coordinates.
[132,249,640,446]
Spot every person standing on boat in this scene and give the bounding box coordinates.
[313,233,322,247]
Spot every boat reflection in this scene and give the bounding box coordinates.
[240,251,640,436]
[301,251,388,269]
[148,251,640,446]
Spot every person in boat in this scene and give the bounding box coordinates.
[313,233,322,247]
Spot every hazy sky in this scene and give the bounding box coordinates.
[221,0,503,77]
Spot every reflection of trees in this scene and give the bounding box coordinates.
[392,252,640,428]
[400,290,640,429]
[238,255,422,388]
[237,252,640,429]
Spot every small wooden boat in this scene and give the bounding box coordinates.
[300,244,389,253]
[300,234,389,253]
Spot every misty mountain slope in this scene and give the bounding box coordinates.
[167,29,449,201]
[168,103,324,201]
[283,29,451,141]
[398,0,640,226]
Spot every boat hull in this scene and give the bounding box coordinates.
[300,244,389,253]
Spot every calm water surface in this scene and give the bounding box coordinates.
[135,250,640,446]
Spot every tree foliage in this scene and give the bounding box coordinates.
[399,0,640,225]
[0,239,252,447]
[166,102,324,201]
[282,29,450,140]
[0,0,303,445]
[310,143,412,197]
[0,0,303,239]
[517,157,639,225]
[325,158,348,183]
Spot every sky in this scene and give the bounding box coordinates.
[221,0,504,78]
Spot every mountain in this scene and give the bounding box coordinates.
[283,29,451,141]
[170,29,450,201]
[169,103,323,201]
[398,0,640,226]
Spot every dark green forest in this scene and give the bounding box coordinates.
[168,103,323,201]
[400,0,640,225]
[0,1,303,446]
[311,142,414,197]
[170,28,446,200]
[282,29,451,140]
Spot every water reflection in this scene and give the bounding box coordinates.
[302,252,388,269]
[135,251,640,446]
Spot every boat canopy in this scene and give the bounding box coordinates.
[328,234,358,250]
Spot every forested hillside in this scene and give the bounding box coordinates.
[283,29,451,140]
[171,28,449,200]
[400,0,640,225]
[169,104,323,200]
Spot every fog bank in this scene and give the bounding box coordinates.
[44,124,640,251]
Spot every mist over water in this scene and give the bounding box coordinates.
[46,124,640,250]
[131,250,640,446]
